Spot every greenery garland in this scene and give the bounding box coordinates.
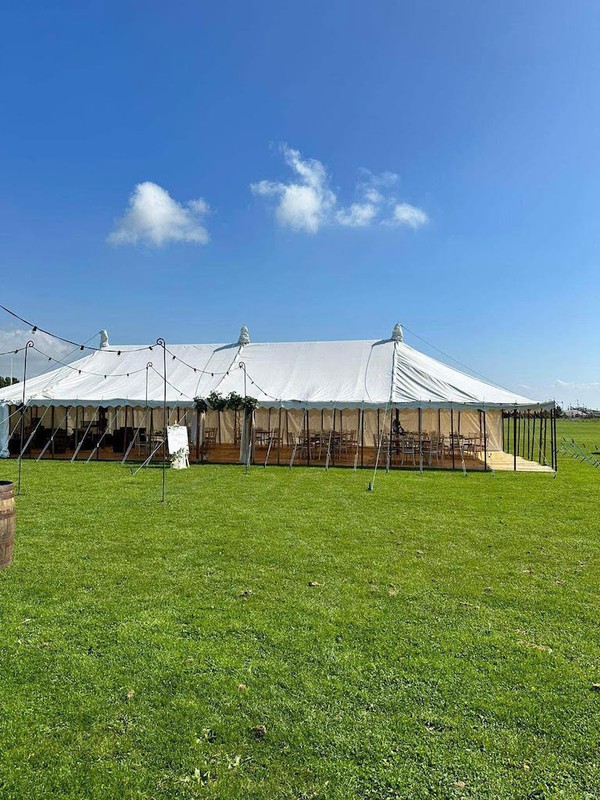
[193,391,258,415]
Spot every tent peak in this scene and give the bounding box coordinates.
[238,325,250,345]
[100,330,110,348]
[391,322,403,342]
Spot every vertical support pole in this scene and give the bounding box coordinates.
[156,338,167,503]
[386,405,393,472]
[305,409,310,466]
[553,407,558,472]
[144,362,152,461]
[17,340,34,495]
[513,409,517,471]
[550,408,555,471]
[50,406,55,460]
[332,409,336,467]
[238,361,252,473]
[450,407,455,470]
[277,407,282,465]
[360,408,365,468]
[482,409,488,471]
[418,407,423,476]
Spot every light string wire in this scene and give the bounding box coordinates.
[149,365,194,400]
[164,347,231,377]
[31,346,149,378]
[0,345,27,358]
[165,347,280,403]
[0,303,153,353]
[1,305,277,400]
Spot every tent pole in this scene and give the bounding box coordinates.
[17,340,34,496]
[513,409,517,471]
[553,408,558,472]
[156,338,167,502]
[305,409,310,467]
[50,406,55,459]
[483,409,488,471]
[74,406,79,455]
[360,408,364,468]
[450,408,455,471]
[418,407,423,476]
[277,407,282,465]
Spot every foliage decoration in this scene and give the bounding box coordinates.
[194,390,258,415]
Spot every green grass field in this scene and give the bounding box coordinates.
[0,419,598,799]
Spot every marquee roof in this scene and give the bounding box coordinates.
[0,328,551,410]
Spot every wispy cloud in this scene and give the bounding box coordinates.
[108,182,210,247]
[386,202,429,229]
[251,145,428,233]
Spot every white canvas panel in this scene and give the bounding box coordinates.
[0,337,551,411]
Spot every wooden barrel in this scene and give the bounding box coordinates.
[0,481,15,569]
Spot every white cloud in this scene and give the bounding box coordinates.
[335,202,378,227]
[251,146,336,233]
[108,182,210,247]
[252,145,428,233]
[0,328,76,382]
[386,202,429,229]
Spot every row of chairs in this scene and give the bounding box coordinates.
[200,427,486,466]
[373,433,446,466]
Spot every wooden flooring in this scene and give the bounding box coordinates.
[480,450,554,473]
[13,445,552,472]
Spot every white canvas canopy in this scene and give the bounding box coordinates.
[0,325,554,463]
[0,325,548,411]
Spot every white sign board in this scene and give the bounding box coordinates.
[167,425,189,456]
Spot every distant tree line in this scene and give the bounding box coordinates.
[0,376,18,388]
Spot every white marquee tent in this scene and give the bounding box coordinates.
[0,324,555,470]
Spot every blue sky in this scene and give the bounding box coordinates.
[0,1,599,406]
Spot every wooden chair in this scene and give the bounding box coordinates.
[201,427,217,461]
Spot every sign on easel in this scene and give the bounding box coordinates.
[167,425,189,469]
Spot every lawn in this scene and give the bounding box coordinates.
[0,420,598,799]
